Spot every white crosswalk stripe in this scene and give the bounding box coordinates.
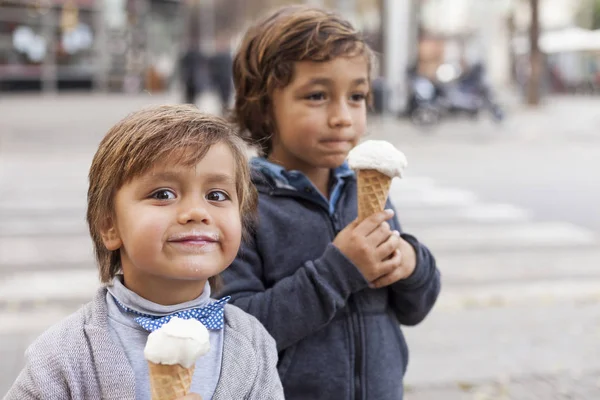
[389,178,598,246]
[0,269,99,305]
[410,221,598,251]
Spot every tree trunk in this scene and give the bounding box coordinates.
[527,0,541,106]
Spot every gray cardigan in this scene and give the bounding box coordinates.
[5,288,284,400]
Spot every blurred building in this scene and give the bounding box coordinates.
[0,0,416,94]
[512,0,600,94]
[418,0,514,85]
[0,0,318,93]
[1,0,97,91]
[417,0,586,87]
[0,0,181,92]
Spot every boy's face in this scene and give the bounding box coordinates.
[270,55,369,173]
[101,142,242,301]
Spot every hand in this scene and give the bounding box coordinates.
[333,209,402,282]
[175,394,202,400]
[369,236,417,289]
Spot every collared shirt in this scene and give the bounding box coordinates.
[251,157,355,215]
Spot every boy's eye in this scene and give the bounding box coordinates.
[150,189,176,200]
[305,92,326,101]
[206,190,230,202]
[350,93,367,102]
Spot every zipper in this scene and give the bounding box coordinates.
[331,212,342,232]
[349,298,362,400]
[330,211,363,400]
[270,186,364,399]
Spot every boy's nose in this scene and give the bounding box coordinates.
[177,199,213,224]
[328,101,352,128]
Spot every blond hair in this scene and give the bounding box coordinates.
[87,105,257,289]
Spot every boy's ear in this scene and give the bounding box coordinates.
[100,219,122,251]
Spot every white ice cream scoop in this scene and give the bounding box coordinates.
[144,317,210,368]
[347,140,407,178]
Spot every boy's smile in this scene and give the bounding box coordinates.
[269,55,369,193]
[166,230,220,253]
[100,142,242,304]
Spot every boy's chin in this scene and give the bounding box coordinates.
[318,154,349,169]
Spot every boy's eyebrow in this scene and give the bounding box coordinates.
[301,77,368,88]
[203,172,236,186]
[304,77,333,87]
[140,171,235,186]
[351,78,368,85]
[144,171,181,183]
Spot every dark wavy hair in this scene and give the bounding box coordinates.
[232,5,374,156]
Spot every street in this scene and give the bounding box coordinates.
[1,93,599,399]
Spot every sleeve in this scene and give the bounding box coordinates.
[218,235,369,352]
[247,315,285,399]
[4,342,69,400]
[387,202,442,326]
[4,366,42,400]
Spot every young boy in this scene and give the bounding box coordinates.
[6,105,284,399]
[217,6,441,400]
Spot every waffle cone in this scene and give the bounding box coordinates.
[147,361,195,400]
[356,169,392,223]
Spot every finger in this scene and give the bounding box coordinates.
[375,232,401,261]
[354,209,395,236]
[370,267,404,289]
[372,249,402,281]
[381,231,402,260]
[370,260,405,289]
[381,248,403,268]
[366,221,393,247]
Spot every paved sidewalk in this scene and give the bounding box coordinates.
[369,94,600,145]
[406,370,600,400]
[2,91,599,152]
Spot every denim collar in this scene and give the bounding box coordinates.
[250,157,354,214]
[251,158,354,187]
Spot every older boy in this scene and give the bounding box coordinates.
[218,6,441,400]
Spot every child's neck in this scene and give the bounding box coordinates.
[122,270,206,306]
[267,155,332,199]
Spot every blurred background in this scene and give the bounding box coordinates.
[1,0,600,398]
[1,0,599,103]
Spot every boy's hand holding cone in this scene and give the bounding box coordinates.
[334,140,416,288]
[144,317,210,400]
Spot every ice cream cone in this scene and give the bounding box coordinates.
[356,168,392,223]
[148,361,195,400]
